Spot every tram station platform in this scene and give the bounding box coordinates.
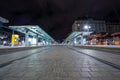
[0,45,43,54]
[74,45,120,53]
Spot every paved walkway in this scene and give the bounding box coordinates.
[80,45,120,48]
[72,46,120,66]
[0,45,40,49]
[0,46,120,80]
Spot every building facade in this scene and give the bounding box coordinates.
[71,19,120,45]
[72,19,120,33]
[106,23,120,33]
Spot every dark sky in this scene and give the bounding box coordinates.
[0,0,120,40]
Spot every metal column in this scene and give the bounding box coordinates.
[25,29,29,47]
[11,30,14,47]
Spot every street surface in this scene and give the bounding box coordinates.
[0,46,120,80]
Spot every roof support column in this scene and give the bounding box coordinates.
[25,29,30,47]
[36,34,38,46]
[81,36,84,45]
[11,30,15,47]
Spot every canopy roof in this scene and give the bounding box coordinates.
[9,25,54,41]
[66,31,92,41]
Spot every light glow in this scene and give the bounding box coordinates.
[84,25,91,30]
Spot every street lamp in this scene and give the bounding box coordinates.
[84,25,91,31]
[84,25,91,45]
[84,25,91,34]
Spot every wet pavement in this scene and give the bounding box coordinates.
[0,46,120,80]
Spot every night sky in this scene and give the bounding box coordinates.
[0,0,120,40]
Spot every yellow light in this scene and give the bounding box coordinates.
[11,34,19,45]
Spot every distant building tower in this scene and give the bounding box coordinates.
[72,19,106,33]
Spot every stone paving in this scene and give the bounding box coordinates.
[72,46,120,66]
[0,46,120,80]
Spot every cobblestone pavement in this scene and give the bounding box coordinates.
[0,46,120,80]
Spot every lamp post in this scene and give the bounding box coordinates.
[84,25,91,36]
[84,25,91,33]
[84,25,91,45]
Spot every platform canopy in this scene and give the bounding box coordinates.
[9,25,54,42]
[66,31,92,41]
[0,16,9,23]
